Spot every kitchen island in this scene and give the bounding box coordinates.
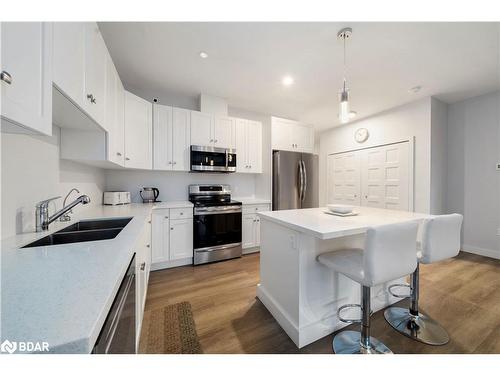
[256,206,432,348]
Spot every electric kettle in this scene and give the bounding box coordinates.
[140,187,160,203]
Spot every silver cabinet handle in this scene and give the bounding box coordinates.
[116,152,122,156]
[172,161,176,165]
[1,71,12,84]
[140,262,145,271]
[210,139,214,142]
[170,227,174,230]
[164,216,169,219]
[214,139,218,143]
[146,244,150,248]
[168,161,172,164]
[125,157,130,161]
[180,212,183,215]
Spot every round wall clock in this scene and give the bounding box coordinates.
[354,128,369,143]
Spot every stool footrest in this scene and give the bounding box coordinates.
[337,304,362,324]
[388,283,411,298]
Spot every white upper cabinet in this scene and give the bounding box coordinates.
[213,116,235,148]
[153,104,191,171]
[53,22,85,109]
[190,111,213,147]
[84,23,107,128]
[1,22,53,136]
[190,111,235,148]
[105,52,125,166]
[271,116,314,154]
[235,118,262,173]
[124,91,152,169]
[53,22,107,130]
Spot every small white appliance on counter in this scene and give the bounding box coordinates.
[103,191,131,205]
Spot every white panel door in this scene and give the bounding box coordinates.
[124,91,152,169]
[214,116,234,148]
[152,211,170,263]
[53,22,85,108]
[361,142,409,210]
[171,107,191,171]
[1,22,52,136]
[169,219,193,260]
[242,214,256,248]
[153,104,173,170]
[327,152,361,205]
[84,23,107,128]
[247,120,262,172]
[190,111,213,147]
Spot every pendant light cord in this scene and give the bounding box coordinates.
[343,32,347,90]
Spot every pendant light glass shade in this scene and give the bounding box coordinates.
[339,82,350,124]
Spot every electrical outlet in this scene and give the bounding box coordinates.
[496,163,500,171]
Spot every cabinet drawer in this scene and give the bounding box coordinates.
[170,207,193,220]
[242,204,270,215]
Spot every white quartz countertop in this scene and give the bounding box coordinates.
[258,206,432,240]
[0,201,192,353]
[233,197,271,205]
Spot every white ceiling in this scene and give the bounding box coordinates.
[99,22,499,131]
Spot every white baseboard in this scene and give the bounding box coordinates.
[151,257,193,271]
[242,247,260,255]
[461,245,500,260]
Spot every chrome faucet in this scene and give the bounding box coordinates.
[60,188,80,222]
[36,194,91,232]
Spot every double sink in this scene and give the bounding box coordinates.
[22,218,132,248]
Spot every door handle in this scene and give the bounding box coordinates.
[1,71,12,84]
[301,160,307,202]
[298,160,304,202]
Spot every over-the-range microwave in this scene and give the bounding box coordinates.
[190,145,237,173]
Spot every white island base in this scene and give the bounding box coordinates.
[256,207,430,348]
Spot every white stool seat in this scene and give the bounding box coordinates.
[318,249,364,284]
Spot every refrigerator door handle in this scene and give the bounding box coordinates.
[298,160,304,202]
[301,160,307,202]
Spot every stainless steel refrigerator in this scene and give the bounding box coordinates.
[272,150,319,210]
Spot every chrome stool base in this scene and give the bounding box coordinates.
[333,331,393,354]
[384,307,449,346]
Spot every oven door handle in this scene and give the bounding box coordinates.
[194,207,242,215]
[195,243,242,252]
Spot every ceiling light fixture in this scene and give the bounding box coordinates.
[282,76,294,86]
[199,51,208,59]
[349,111,357,119]
[337,27,353,124]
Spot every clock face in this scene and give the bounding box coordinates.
[355,128,369,143]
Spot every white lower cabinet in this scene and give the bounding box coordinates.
[241,204,270,253]
[151,208,193,270]
[135,216,152,351]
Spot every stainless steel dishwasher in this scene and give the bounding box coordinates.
[93,254,136,354]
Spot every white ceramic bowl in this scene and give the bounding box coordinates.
[327,204,354,214]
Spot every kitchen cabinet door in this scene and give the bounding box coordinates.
[235,118,248,172]
[271,117,293,151]
[247,120,262,173]
[153,104,173,170]
[53,22,85,110]
[105,53,125,166]
[242,214,256,249]
[190,111,213,147]
[214,116,234,148]
[1,22,52,136]
[151,211,170,263]
[124,91,152,169]
[144,217,152,284]
[169,219,193,260]
[291,123,314,153]
[84,23,107,128]
[254,215,261,247]
[171,107,191,171]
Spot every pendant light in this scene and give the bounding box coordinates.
[338,27,352,124]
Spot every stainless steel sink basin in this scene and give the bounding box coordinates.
[21,217,132,248]
[56,218,132,232]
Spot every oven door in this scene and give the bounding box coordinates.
[193,207,242,250]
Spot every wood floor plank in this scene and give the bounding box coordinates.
[140,251,500,354]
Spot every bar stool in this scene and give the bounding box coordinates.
[317,221,419,354]
[384,213,463,345]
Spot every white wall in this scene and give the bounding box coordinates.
[430,98,448,214]
[318,98,433,213]
[447,91,500,259]
[1,126,105,239]
[105,169,256,202]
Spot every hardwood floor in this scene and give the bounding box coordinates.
[140,251,500,354]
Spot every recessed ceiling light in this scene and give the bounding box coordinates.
[349,111,357,119]
[282,76,294,86]
[408,85,422,94]
[199,51,208,59]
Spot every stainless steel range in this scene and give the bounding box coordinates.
[189,184,242,265]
